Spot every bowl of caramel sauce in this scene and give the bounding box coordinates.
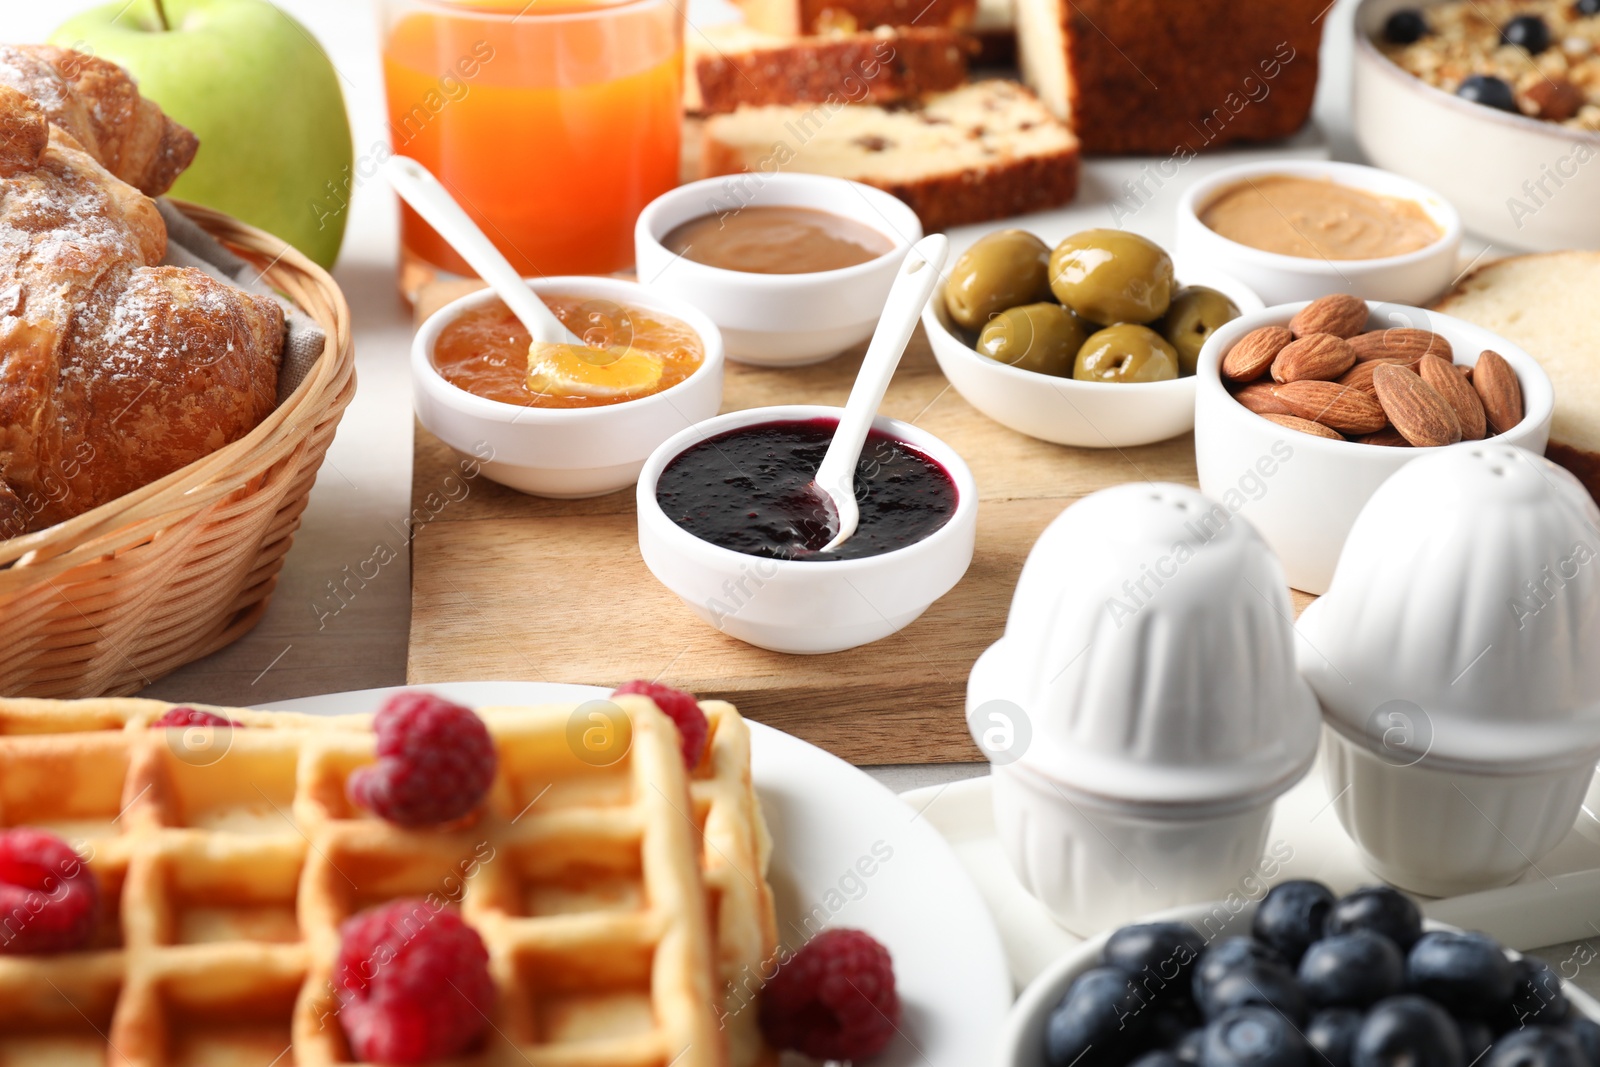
[635,173,923,368]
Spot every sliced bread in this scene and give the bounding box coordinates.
[734,0,976,36]
[1013,0,1325,155]
[1433,251,1600,502]
[686,24,974,114]
[700,79,1080,231]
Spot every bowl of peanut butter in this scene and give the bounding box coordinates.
[1175,160,1462,307]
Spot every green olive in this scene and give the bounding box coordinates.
[1048,229,1175,325]
[1160,285,1242,376]
[943,230,1053,330]
[1072,325,1180,384]
[976,303,1090,377]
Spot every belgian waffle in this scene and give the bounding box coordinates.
[0,693,778,1067]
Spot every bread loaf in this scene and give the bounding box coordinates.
[687,23,973,114]
[701,80,1080,231]
[1013,0,1325,155]
[1433,251,1600,504]
[734,0,976,35]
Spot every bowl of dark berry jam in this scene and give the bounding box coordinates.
[637,405,978,654]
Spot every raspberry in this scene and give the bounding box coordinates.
[759,928,900,1061]
[336,899,494,1065]
[611,681,708,769]
[347,692,497,827]
[0,829,99,955]
[150,706,241,729]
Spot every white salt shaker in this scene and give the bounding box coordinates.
[1298,443,1600,896]
[969,483,1321,935]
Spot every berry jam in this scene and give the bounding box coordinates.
[655,419,957,561]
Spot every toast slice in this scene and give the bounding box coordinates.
[734,0,976,35]
[1433,251,1600,504]
[687,23,974,114]
[700,79,1080,231]
[1013,0,1325,155]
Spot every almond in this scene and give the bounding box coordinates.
[1348,328,1451,364]
[1418,355,1487,441]
[1233,382,1296,416]
[1271,333,1357,384]
[1222,326,1293,383]
[1356,428,1413,447]
[1289,293,1368,339]
[1337,359,1421,397]
[1264,414,1345,440]
[1275,380,1389,434]
[1372,364,1462,447]
[1473,349,1524,435]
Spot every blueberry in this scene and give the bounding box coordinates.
[1460,1019,1498,1062]
[1201,1007,1310,1067]
[1174,1028,1209,1064]
[1383,9,1430,44]
[1299,930,1406,1009]
[1134,1053,1190,1067]
[1201,963,1307,1025]
[1407,931,1516,1017]
[1326,887,1425,952]
[1195,939,1287,1006]
[1486,1027,1590,1067]
[1254,882,1336,965]
[1307,1009,1364,1067]
[1354,995,1466,1067]
[1565,1018,1600,1066]
[1580,0,1600,17]
[1506,957,1573,1029]
[1502,14,1552,54]
[1045,966,1158,1067]
[1458,74,1520,112]
[1106,923,1209,1007]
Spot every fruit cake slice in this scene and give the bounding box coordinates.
[686,23,975,114]
[1014,0,1326,155]
[1433,251,1600,504]
[700,79,1080,231]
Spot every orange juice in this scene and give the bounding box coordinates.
[382,0,683,289]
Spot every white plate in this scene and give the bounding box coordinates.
[903,756,1600,990]
[260,682,1012,1067]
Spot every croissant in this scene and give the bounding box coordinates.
[0,47,283,538]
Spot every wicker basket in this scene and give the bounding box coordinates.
[0,202,356,698]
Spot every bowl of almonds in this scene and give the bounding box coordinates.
[1194,293,1554,594]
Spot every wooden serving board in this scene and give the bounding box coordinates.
[407,285,1311,764]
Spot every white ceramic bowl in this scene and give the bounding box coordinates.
[635,174,921,367]
[922,259,1263,449]
[1194,301,1554,594]
[412,277,725,499]
[1175,160,1463,307]
[635,404,977,654]
[1354,0,1600,252]
[1583,770,1600,847]
[998,900,1600,1067]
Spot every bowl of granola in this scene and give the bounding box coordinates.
[1354,0,1600,251]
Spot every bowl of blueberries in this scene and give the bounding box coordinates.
[1001,879,1600,1067]
[1352,0,1600,252]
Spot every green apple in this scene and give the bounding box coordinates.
[54,0,354,268]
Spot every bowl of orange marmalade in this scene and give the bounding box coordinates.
[412,277,724,498]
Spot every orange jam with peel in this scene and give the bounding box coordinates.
[431,294,704,409]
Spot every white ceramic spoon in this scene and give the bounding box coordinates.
[816,233,950,553]
[383,155,583,348]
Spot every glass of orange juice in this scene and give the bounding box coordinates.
[380,0,683,298]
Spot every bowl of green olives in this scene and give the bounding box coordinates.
[923,228,1263,449]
